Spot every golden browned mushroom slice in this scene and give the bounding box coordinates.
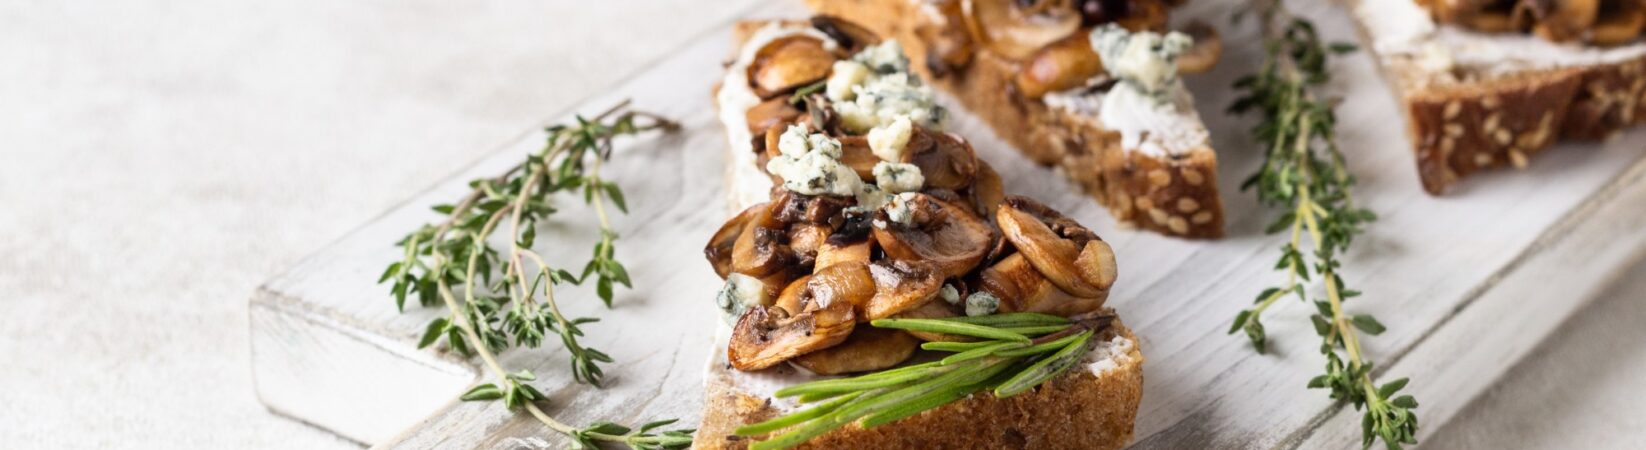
[864,259,945,319]
[976,252,1108,316]
[918,0,977,76]
[770,188,853,226]
[731,206,791,278]
[805,261,879,312]
[1592,2,1646,45]
[728,300,856,371]
[910,130,980,190]
[873,194,995,279]
[1530,0,1599,42]
[969,160,1006,220]
[1113,0,1169,32]
[963,0,1084,61]
[996,196,1116,297]
[835,135,883,180]
[705,203,767,279]
[787,223,832,267]
[812,15,882,54]
[1432,0,1495,23]
[1176,21,1221,74]
[1461,10,1521,32]
[816,236,873,270]
[749,36,837,99]
[791,328,921,375]
[774,274,813,315]
[746,97,803,136]
[1015,29,1103,99]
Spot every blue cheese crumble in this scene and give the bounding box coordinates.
[825,40,946,135]
[1090,24,1192,102]
[965,291,1000,316]
[939,284,961,305]
[715,273,769,326]
[766,125,862,196]
[872,161,924,194]
[882,192,918,226]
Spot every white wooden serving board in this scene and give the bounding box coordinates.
[250,1,1646,448]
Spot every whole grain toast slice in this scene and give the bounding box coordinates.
[699,19,1145,450]
[806,0,1227,238]
[694,323,1144,450]
[1343,0,1646,194]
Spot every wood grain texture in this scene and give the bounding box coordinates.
[249,1,1646,448]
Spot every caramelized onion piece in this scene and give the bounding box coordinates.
[873,194,995,280]
[706,203,766,279]
[964,0,1084,61]
[791,328,920,375]
[749,36,836,98]
[728,301,856,371]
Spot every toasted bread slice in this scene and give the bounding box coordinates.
[694,322,1144,450]
[700,19,1144,450]
[1343,0,1646,194]
[805,0,1226,238]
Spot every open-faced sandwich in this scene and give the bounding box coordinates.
[804,0,1227,238]
[699,17,1143,449]
[1344,0,1646,193]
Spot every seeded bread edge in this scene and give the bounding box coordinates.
[1342,0,1646,195]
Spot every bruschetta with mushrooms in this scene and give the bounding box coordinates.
[698,18,1143,450]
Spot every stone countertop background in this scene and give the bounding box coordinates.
[0,0,1639,448]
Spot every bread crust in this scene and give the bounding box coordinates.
[693,323,1145,450]
[805,0,1226,238]
[1344,0,1646,194]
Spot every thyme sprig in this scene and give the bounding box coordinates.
[736,312,1115,450]
[1225,3,1417,449]
[380,101,691,449]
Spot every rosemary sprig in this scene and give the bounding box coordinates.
[736,312,1114,450]
[1226,3,1417,449]
[380,101,691,449]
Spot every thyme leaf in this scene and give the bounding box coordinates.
[1226,4,1418,449]
[379,100,691,449]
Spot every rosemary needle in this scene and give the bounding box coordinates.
[741,314,1115,450]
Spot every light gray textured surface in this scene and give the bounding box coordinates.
[1,0,1641,448]
[0,0,754,447]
